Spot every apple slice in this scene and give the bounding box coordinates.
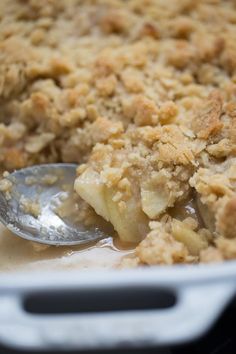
[172,219,208,256]
[74,168,109,222]
[196,195,215,233]
[104,186,149,243]
[141,180,169,218]
[75,168,149,243]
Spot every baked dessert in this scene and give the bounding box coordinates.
[1,0,236,266]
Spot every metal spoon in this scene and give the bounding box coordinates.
[0,164,104,246]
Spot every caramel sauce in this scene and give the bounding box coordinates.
[0,224,130,273]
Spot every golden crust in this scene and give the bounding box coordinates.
[135,221,194,265]
[216,197,236,239]
[191,91,223,140]
[216,237,236,260]
[200,246,223,263]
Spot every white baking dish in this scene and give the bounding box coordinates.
[0,261,235,351]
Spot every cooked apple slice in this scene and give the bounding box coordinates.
[172,219,208,256]
[196,195,216,232]
[141,179,169,218]
[104,186,149,243]
[75,168,149,243]
[74,168,109,222]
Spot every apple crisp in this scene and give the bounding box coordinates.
[1,0,236,266]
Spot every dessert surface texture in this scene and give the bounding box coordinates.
[1,0,236,266]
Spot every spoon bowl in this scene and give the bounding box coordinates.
[0,164,104,246]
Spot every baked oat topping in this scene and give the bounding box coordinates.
[1,0,236,266]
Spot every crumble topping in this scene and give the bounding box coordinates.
[1,0,236,266]
[19,196,41,218]
[191,91,223,140]
[135,221,195,266]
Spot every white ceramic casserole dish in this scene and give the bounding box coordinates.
[0,261,235,351]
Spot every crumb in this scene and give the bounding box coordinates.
[200,246,223,263]
[41,174,58,185]
[0,179,13,193]
[0,178,13,200]
[19,196,41,218]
